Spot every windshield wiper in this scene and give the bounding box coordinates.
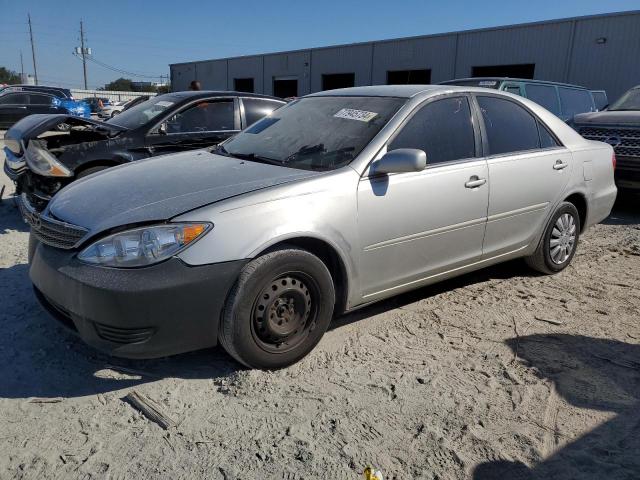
[226,151,284,166]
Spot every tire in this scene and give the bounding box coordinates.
[111,110,119,117]
[76,165,110,179]
[219,247,335,369]
[525,201,580,274]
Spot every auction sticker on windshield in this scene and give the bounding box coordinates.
[334,108,378,122]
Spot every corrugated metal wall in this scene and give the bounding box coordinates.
[170,11,639,100]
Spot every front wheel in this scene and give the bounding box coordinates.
[526,202,580,274]
[219,248,335,369]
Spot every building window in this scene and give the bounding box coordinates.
[273,77,298,98]
[322,73,355,91]
[234,78,254,93]
[387,69,431,85]
[471,64,535,79]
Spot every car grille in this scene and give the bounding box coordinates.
[94,323,155,344]
[18,193,88,249]
[579,126,640,162]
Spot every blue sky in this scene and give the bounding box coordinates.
[0,0,638,89]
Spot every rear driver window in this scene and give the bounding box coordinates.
[477,96,540,155]
[389,96,476,165]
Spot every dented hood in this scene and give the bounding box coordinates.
[47,150,320,236]
[5,114,126,152]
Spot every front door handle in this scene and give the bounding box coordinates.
[553,160,569,170]
[465,176,487,188]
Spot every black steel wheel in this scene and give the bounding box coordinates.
[219,247,335,369]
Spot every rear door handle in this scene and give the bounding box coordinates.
[465,176,487,188]
[553,160,569,170]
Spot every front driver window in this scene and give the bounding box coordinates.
[389,96,476,165]
[166,100,234,133]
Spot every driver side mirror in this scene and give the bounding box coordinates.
[373,148,427,175]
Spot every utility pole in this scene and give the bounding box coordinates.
[79,20,88,89]
[20,51,25,82]
[27,14,38,85]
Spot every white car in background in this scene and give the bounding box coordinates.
[97,100,128,118]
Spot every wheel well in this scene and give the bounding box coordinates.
[564,193,587,232]
[263,237,349,315]
[74,160,119,176]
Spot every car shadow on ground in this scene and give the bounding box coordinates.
[0,257,534,401]
[331,258,535,331]
[0,264,242,400]
[473,334,640,479]
[0,195,29,234]
[603,192,639,226]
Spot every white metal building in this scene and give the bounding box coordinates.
[170,10,640,101]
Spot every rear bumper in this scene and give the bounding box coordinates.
[615,156,640,190]
[30,241,247,358]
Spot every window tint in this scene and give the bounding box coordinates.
[167,100,234,133]
[591,91,608,110]
[504,85,521,96]
[29,93,52,105]
[389,96,476,165]
[477,96,540,155]
[525,84,560,115]
[0,93,28,104]
[558,88,594,119]
[243,98,282,126]
[537,121,559,149]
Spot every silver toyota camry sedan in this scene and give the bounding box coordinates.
[24,85,617,369]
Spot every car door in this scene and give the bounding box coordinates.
[27,93,60,115]
[475,94,572,257]
[146,98,240,154]
[357,95,489,300]
[0,93,29,127]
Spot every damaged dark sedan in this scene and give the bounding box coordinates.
[3,91,285,210]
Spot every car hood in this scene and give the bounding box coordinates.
[573,110,640,126]
[47,151,321,236]
[4,114,126,154]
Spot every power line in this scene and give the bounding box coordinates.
[72,52,163,79]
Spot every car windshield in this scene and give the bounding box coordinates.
[220,96,405,171]
[608,88,640,111]
[106,94,178,129]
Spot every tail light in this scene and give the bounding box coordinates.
[612,153,617,170]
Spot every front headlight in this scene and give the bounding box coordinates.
[26,143,72,177]
[78,223,212,268]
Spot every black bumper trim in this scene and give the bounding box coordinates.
[30,242,248,359]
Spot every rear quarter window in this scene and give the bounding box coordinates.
[559,88,594,119]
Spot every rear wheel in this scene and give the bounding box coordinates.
[526,202,580,274]
[219,248,335,369]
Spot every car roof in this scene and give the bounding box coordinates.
[440,77,590,90]
[167,90,286,102]
[307,85,447,98]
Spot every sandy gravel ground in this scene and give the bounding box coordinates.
[0,131,639,479]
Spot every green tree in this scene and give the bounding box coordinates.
[104,77,135,91]
[0,66,21,84]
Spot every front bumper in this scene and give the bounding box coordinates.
[3,146,27,181]
[30,241,247,358]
